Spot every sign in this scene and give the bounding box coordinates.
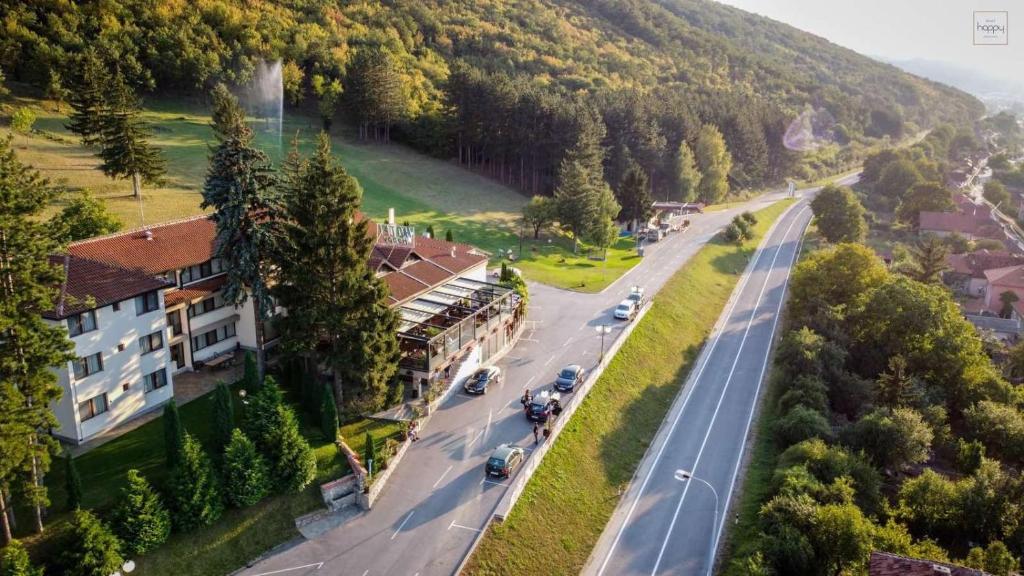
[975,11,1008,45]
[377,224,416,247]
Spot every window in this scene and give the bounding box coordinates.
[170,342,185,369]
[167,311,183,336]
[180,259,222,284]
[66,311,97,337]
[143,368,167,393]
[112,302,120,312]
[72,353,103,380]
[191,322,236,351]
[117,343,125,352]
[78,394,108,421]
[135,291,160,315]
[187,294,224,318]
[122,382,130,392]
[139,331,163,355]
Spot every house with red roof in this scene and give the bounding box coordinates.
[945,250,1024,296]
[47,210,517,444]
[919,195,1004,241]
[869,551,988,576]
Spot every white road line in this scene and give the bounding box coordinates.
[595,200,804,576]
[456,393,475,399]
[361,571,368,576]
[648,207,808,576]
[468,429,484,447]
[250,562,324,576]
[480,478,509,486]
[448,521,484,533]
[543,356,554,367]
[432,465,454,489]
[525,375,537,387]
[391,511,415,540]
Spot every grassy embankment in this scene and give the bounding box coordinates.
[464,198,795,575]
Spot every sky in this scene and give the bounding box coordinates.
[715,0,1022,89]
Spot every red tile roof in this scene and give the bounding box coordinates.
[44,255,173,320]
[948,250,1024,278]
[984,264,1024,289]
[164,276,228,308]
[869,551,987,576]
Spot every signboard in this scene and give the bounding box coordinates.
[787,180,796,197]
[378,224,417,247]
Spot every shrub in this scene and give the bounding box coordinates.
[364,431,379,476]
[775,405,831,447]
[955,438,985,475]
[212,381,234,454]
[267,405,317,492]
[112,469,171,555]
[167,433,223,531]
[64,452,82,511]
[445,229,454,242]
[723,222,743,243]
[163,400,183,469]
[10,107,35,134]
[242,351,259,393]
[222,429,270,508]
[60,509,124,576]
[0,540,43,576]
[245,375,285,452]
[844,407,932,471]
[321,385,339,441]
[741,211,758,225]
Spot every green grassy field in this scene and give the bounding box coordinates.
[464,199,794,575]
[512,234,641,293]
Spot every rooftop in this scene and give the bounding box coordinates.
[868,551,988,576]
[45,255,173,320]
[947,250,1024,278]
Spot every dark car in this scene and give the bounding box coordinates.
[463,365,501,395]
[526,391,561,422]
[486,444,525,478]
[554,365,584,392]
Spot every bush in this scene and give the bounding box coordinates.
[741,211,758,225]
[167,433,223,531]
[723,222,744,244]
[245,375,285,452]
[60,509,124,576]
[844,407,932,471]
[212,381,234,454]
[0,540,42,576]
[10,107,36,134]
[64,452,82,511]
[775,405,831,447]
[267,405,317,492]
[163,400,184,469]
[321,384,339,441]
[112,469,171,555]
[222,429,270,508]
[242,351,259,393]
[364,431,379,476]
[955,438,985,475]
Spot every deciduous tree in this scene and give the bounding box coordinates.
[809,185,867,244]
[55,193,121,241]
[694,124,732,204]
[671,140,701,202]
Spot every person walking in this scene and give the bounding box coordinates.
[532,423,540,445]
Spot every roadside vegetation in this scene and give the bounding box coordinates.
[464,199,794,575]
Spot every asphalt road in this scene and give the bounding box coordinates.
[583,197,814,576]
[237,190,796,576]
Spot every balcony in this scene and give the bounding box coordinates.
[397,277,521,373]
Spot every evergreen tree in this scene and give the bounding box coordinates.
[906,235,950,285]
[163,400,183,470]
[202,84,280,380]
[64,452,82,511]
[321,384,339,441]
[555,154,601,253]
[60,509,124,576]
[65,49,110,147]
[671,140,701,202]
[584,186,621,254]
[244,375,285,454]
[112,469,170,555]
[242,350,259,393]
[616,164,653,230]
[875,355,919,408]
[55,193,121,242]
[426,224,435,238]
[266,405,317,493]
[222,429,270,508]
[167,433,222,532]
[275,134,399,412]
[97,69,166,199]
[445,229,454,242]
[364,432,379,476]
[0,137,73,539]
[0,539,41,576]
[694,124,733,204]
[212,382,234,455]
[345,47,408,142]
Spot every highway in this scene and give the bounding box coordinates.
[236,190,792,576]
[583,195,815,576]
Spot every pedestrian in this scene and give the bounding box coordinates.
[408,420,418,442]
[532,423,539,445]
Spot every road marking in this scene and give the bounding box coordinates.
[480,478,509,486]
[391,511,415,540]
[468,429,484,447]
[595,201,805,576]
[456,393,476,399]
[525,375,537,387]
[449,520,484,533]
[543,356,554,367]
[521,338,540,343]
[250,563,324,576]
[578,323,587,332]
[432,465,454,489]
[361,571,368,576]
[649,206,809,576]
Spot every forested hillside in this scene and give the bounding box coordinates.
[2,0,983,198]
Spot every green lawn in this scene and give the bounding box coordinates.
[463,199,794,575]
[511,234,641,292]
[24,377,404,576]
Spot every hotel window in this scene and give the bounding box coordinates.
[143,368,168,393]
[192,322,236,351]
[187,294,224,318]
[78,394,108,421]
[167,311,183,336]
[135,291,160,315]
[66,310,97,337]
[180,259,222,284]
[139,331,164,355]
[72,352,103,380]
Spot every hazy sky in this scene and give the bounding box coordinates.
[715,0,1022,85]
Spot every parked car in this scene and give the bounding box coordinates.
[554,364,585,392]
[614,299,637,320]
[627,286,645,307]
[526,390,561,422]
[645,227,664,242]
[485,444,525,478]
[464,365,501,395]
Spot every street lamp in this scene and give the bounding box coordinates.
[238,389,249,405]
[596,325,611,361]
[675,469,720,576]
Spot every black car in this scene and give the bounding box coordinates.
[486,444,525,478]
[526,391,561,422]
[554,364,584,392]
[464,366,501,395]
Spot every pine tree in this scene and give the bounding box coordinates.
[0,137,73,539]
[363,432,379,477]
[445,229,454,242]
[345,47,408,142]
[0,540,43,576]
[64,452,82,510]
[906,235,950,285]
[97,69,165,199]
[321,385,339,441]
[275,134,399,412]
[163,400,184,470]
[616,163,652,230]
[112,469,170,555]
[694,124,733,204]
[584,186,621,254]
[60,509,124,576]
[202,84,280,381]
[672,140,701,202]
[554,106,610,253]
[242,351,259,393]
[267,405,317,493]
[222,429,270,508]
[167,433,222,532]
[244,375,284,455]
[426,224,435,238]
[212,381,234,455]
[65,48,110,147]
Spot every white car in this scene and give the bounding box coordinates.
[614,299,637,320]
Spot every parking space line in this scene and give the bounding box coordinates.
[543,356,554,366]
[432,465,453,489]
[456,393,476,399]
[525,375,537,387]
[448,520,484,533]
[391,511,415,540]
[480,478,509,486]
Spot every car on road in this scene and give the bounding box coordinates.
[526,390,561,422]
[626,286,645,307]
[464,365,501,395]
[486,444,525,478]
[554,364,585,392]
[614,299,637,320]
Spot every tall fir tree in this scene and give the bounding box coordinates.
[363,432,379,477]
[163,400,184,470]
[212,381,234,455]
[0,137,73,539]
[64,452,82,511]
[112,469,170,555]
[345,47,408,142]
[202,84,280,381]
[222,429,270,508]
[65,48,110,147]
[275,134,399,412]
[243,375,284,455]
[554,105,610,253]
[616,163,652,231]
[0,539,42,576]
[97,69,165,200]
[266,405,317,493]
[167,433,223,532]
[584,185,621,254]
[60,509,124,576]
[321,384,339,441]
[242,350,259,393]
[694,124,733,204]
[671,140,701,202]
